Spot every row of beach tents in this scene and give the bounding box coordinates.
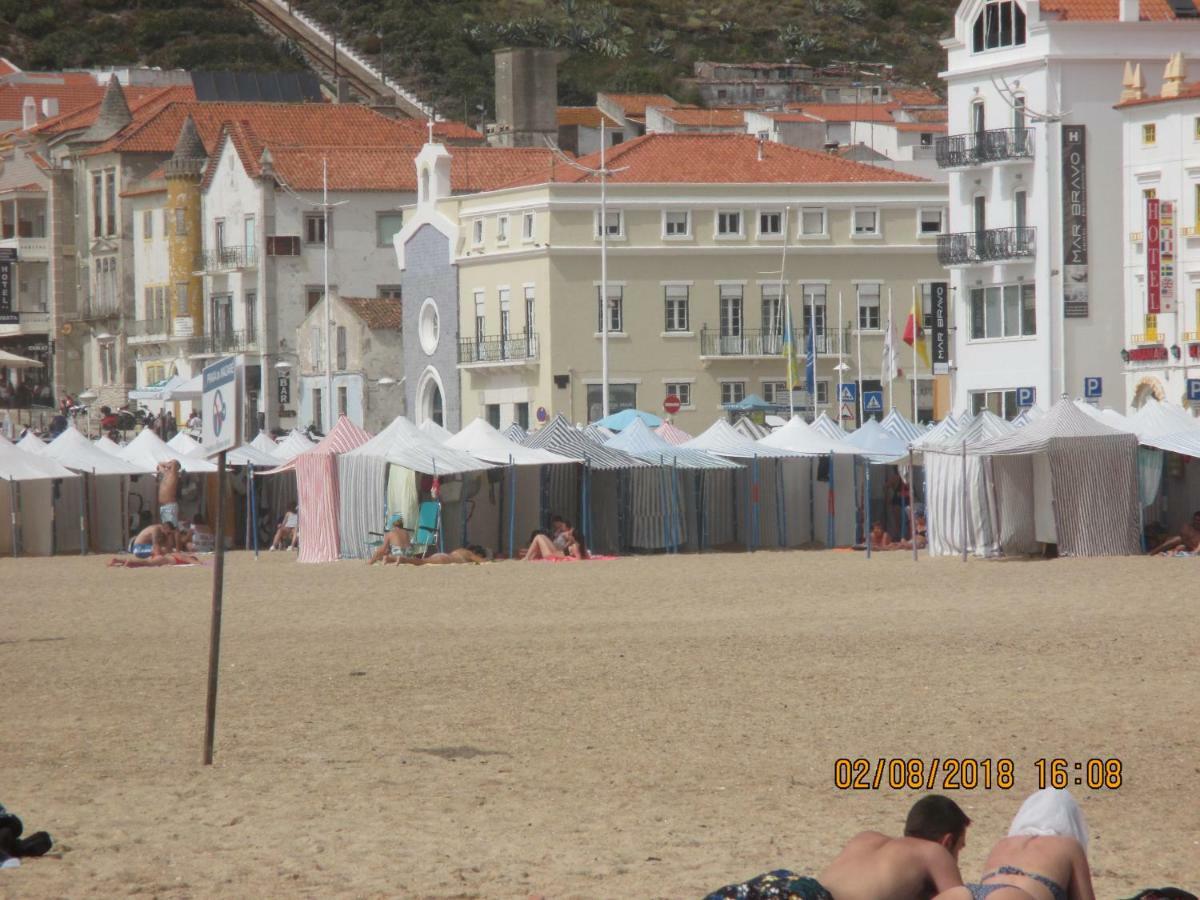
[4,395,1200,559]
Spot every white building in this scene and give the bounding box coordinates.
[939,0,1199,418]
[1117,53,1200,409]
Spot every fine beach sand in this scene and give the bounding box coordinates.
[1,550,1197,898]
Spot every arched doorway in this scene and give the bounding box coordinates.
[1132,377,1165,409]
[416,366,445,427]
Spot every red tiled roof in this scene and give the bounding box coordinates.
[910,109,949,123]
[558,106,620,128]
[22,84,194,138]
[601,93,681,116]
[1040,0,1196,18]
[1116,82,1200,108]
[785,102,900,123]
[0,72,106,125]
[890,88,944,106]
[0,183,45,195]
[768,112,823,124]
[341,297,402,330]
[504,132,927,186]
[0,58,21,77]
[448,146,559,192]
[658,107,748,127]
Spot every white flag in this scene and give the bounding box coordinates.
[882,315,899,383]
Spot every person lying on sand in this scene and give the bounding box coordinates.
[368,518,412,564]
[524,526,589,560]
[388,547,488,566]
[1148,510,1200,556]
[108,553,202,568]
[896,515,929,551]
[934,788,1095,900]
[706,794,968,900]
[129,522,176,560]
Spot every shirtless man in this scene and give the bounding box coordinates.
[389,547,486,566]
[368,518,411,564]
[157,459,181,548]
[129,522,176,560]
[1149,510,1200,555]
[818,794,969,900]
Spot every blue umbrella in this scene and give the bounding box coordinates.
[594,408,663,431]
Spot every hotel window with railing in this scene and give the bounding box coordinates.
[972,0,1026,53]
[970,283,1035,340]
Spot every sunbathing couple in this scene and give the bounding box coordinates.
[367,518,489,566]
[1148,510,1200,556]
[864,516,928,551]
[707,789,1095,900]
[522,515,590,561]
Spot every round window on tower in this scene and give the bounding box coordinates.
[418,298,440,356]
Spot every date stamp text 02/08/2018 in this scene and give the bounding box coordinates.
[833,758,1124,791]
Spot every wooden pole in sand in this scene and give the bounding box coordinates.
[203,450,228,765]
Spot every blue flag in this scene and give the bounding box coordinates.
[805,324,815,398]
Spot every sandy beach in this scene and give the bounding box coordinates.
[1,550,1197,898]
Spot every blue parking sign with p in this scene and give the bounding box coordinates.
[838,383,857,403]
[1084,376,1102,399]
[1188,379,1200,403]
[1016,386,1035,408]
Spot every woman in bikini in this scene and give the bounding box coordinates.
[935,789,1094,900]
[523,527,590,560]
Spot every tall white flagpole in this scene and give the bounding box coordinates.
[912,284,919,421]
[856,306,864,425]
[600,119,609,419]
[785,300,795,418]
[809,279,817,419]
[323,155,332,432]
[887,287,894,411]
[837,290,845,430]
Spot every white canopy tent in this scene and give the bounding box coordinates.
[116,428,217,474]
[163,372,204,401]
[418,419,453,444]
[811,412,848,442]
[128,373,188,402]
[0,439,81,556]
[880,409,925,444]
[273,430,318,463]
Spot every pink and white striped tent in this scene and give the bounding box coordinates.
[264,416,373,563]
[655,421,693,446]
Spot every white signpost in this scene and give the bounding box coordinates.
[200,356,241,765]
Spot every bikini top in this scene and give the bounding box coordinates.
[982,865,1069,900]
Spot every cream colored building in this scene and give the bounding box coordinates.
[428,133,949,434]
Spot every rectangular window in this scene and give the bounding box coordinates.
[857,283,881,330]
[800,207,826,236]
[761,381,788,405]
[104,169,116,236]
[304,213,326,245]
[761,283,784,353]
[720,381,746,405]
[586,383,637,422]
[474,290,486,348]
[497,215,509,244]
[758,210,783,237]
[175,282,189,317]
[969,283,1036,340]
[485,404,501,429]
[1142,123,1157,145]
[717,210,743,236]
[597,210,623,237]
[1194,117,1200,140]
[853,208,879,235]
[244,214,256,255]
[376,211,404,247]
[306,288,324,312]
[266,235,300,256]
[522,211,535,241]
[142,209,153,240]
[719,284,744,343]
[524,285,535,333]
[377,285,403,301]
[664,284,690,332]
[596,284,623,333]
[665,382,692,408]
[664,210,690,237]
[155,286,167,321]
[515,402,530,430]
[921,283,934,329]
[499,287,511,351]
[336,325,347,371]
[970,389,1020,421]
[143,286,153,320]
[472,218,484,245]
[815,380,829,405]
[1194,183,1200,229]
[214,218,226,253]
[92,173,103,238]
[919,208,944,234]
[337,385,348,417]
[244,291,257,343]
[802,283,828,349]
[312,388,324,433]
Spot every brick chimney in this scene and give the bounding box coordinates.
[1118,0,1138,21]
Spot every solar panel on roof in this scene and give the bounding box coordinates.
[190,71,323,102]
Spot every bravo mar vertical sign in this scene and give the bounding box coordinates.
[202,356,241,454]
[1061,126,1089,319]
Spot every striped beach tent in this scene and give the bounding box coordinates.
[263,416,373,563]
[274,430,318,463]
[759,417,861,547]
[502,423,527,443]
[880,408,925,444]
[732,416,770,441]
[968,398,1140,557]
[655,421,693,446]
[810,412,846,442]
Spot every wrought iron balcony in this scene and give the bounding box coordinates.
[699,326,854,358]
[185,330,257,357]
[196,245,257,273]
[458,331,539,365]
[937,227,1036,266]
[935,128,1034,168]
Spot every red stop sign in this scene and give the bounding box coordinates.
[663,394,681,415]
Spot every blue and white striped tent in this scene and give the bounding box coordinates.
[881,408,925,444]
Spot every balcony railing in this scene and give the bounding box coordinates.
[77,297,122,320]
[700,326,854,359]
[126,318,169,339]
[196,245,257,273]
[458,331,539,364]
[0,235,50,261]
[186,330,256,356]
[935,127,1034,168]
[937,227,1036,266]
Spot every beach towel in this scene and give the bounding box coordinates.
[704,870,834,900]
[108,554,205,568]
[529,555,618,563]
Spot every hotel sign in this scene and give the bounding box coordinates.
[0,247,15,324]
[1147,199,1176,315]
[930,281,950,375]
[1061,126,1089,319]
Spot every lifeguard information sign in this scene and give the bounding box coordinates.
[201,356,241,455]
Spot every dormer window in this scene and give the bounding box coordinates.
[972,0,1026,53]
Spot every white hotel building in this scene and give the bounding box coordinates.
[939,0,1199,417]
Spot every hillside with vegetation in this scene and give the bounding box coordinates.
[0,0,303,72]
[293,0,955,117]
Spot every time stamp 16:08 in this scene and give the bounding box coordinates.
[833,758,1123,791]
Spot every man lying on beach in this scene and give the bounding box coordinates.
[108,552,203,568]
[705,794,969,900]
[1148,510,1200,556]
[367,518,411,564]
[388,546,488,566]
[129,522,176,560]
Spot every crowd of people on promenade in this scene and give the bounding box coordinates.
[705,789,1188,900]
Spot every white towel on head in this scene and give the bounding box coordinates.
[1008,788,1089,850]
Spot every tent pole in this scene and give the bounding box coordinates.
[827,451,835,548]
[672,461,683,553]
[497,463,506,555]
[508,457,516,561]
[8,477,15,558]
[865,462,872,559]
[50,479,58,557]
[777,458,786,548]
[81,472,89,556]
[909,449,918,562]
[961,439,968,563]
[250,466,260,558]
